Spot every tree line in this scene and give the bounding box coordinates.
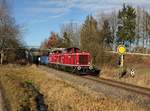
[0,0,24,64]
[41,4,150,66]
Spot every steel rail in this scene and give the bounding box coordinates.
[83,76,150,97]
[107,51,150,56]
[40,65,150,97]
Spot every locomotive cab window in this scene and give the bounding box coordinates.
[79,55,88,65]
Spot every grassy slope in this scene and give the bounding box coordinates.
[0,65,143,111]
[0,67,37,111]
[100,54,150,88]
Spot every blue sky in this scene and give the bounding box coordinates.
[9,0,150,46]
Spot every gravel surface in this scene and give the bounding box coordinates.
[40,66,150,110]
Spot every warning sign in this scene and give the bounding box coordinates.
[117,45,126,55]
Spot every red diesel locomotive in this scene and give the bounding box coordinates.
[48,47,100,75]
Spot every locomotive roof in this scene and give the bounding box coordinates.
[64,47,80,51]
[51,48,65,53]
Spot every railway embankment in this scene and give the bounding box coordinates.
[39,66,149,111]
[100,54,150,89]
[100,64,150,89]
[0,65,147,111]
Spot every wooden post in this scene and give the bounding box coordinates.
[0,50,4,65]
[0,52,2,65]
[120,55,124,67]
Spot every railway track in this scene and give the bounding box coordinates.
[40,66,150,109]
[83,75,150,97]
[41,65,150,97]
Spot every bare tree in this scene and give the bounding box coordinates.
[135,7,141,49]
[143,9,150,53]
[134,7,150,53]
[0,0,23,64]
[60,22,80,47]
[109,11,118,51]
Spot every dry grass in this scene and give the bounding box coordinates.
[0,65,144,111]
[0,66,37,111]
[100,64,150,88]
[101,54,150,88]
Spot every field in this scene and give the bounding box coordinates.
[101,54,150,88]
[0,65,144,111]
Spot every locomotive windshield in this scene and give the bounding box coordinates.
[79,55,88,65]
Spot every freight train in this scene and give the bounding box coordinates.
[32,47,100,75]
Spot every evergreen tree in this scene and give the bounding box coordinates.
[117,4,136,47]
[102,19,113,49]
[60,22,80,47]
[62,32,72,48]
[80,15,103,65]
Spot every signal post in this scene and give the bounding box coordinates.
[117,45,126,67]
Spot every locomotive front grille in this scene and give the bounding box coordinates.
[79,55,88,65]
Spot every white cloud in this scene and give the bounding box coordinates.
[21,0,150,23]
[25,0,73,15]
[30,13,65,24]
[74,0,150,14]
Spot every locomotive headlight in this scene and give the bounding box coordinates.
[77,66,81,70]
[89,65,93,70]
